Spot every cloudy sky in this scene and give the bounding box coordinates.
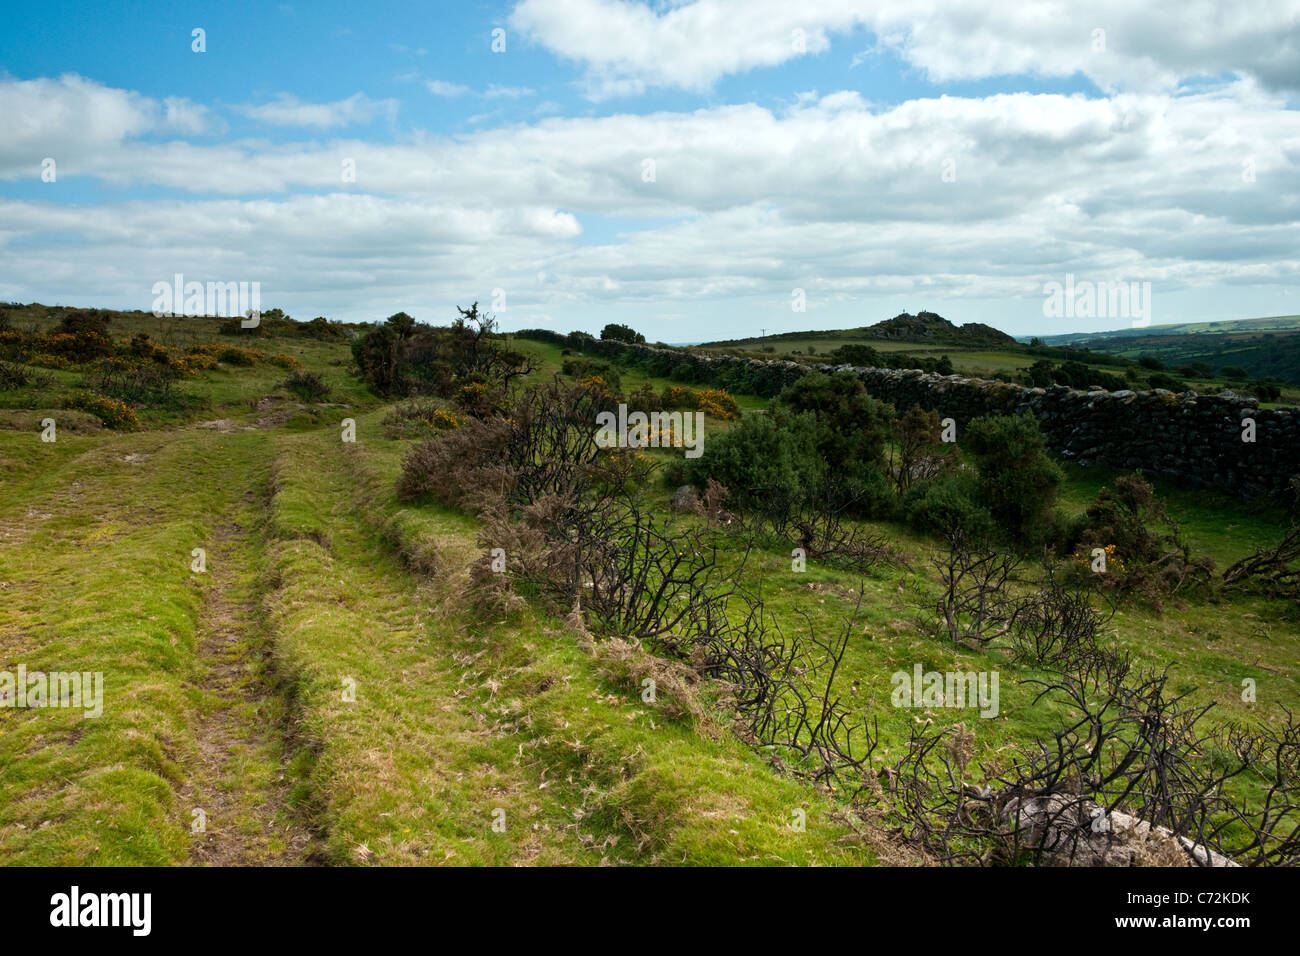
[2,0,1298,341]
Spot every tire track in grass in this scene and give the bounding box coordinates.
[179,517,320,865]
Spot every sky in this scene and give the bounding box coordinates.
[1,0,1298,342]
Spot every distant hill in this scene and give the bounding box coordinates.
[700,311,1019,350]
[1028,315,1300,347]
[1029,315,1300,386]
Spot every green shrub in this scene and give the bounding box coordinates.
[780,371,893,475]
[600,322,645,344]
[902,469,995,541]
[684,405,823,512]
[963,414,1063,546]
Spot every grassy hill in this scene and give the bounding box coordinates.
[1,302,1297,867]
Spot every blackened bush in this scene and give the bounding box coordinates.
[87,356,180,405]
[397,416,512,509]
[0,359,51,390]
[281,369,330,401]
[627,382,662,413]
[353,303,534,398]
[351,324,404,396]
[398,377,646,511]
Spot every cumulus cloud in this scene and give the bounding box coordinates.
[0,74,213,173]
[508,0,1300,97]
[1,73,1297,329]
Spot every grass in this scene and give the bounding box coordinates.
[1,303,1296,866]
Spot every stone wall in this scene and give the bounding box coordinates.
[848,367,1297,498]
[524,333,1300,498]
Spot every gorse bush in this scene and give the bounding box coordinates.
[696,387,739,420]
[684,404,823,516]
[218,346,260,366]
[1065,473,1213,604]
[561,357,621,392]
[963,414,1063,547]
[382,399,464,438]
[62,392,138,430]
[902,468,995,541]
[660,384,698,409]
[780,371,893,477]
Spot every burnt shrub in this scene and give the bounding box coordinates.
[281,369,330,401]
[353,303,535,398]
[398,376,646,510]
[86,356,180,405]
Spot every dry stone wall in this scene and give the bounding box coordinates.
[541,334,1300,498]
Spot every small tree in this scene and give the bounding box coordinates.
[600,322,645,344]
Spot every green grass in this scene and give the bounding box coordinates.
[2,304,1296,866]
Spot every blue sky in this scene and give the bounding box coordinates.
[2,1,1298,341]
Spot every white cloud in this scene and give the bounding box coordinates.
[427,80,535,99]
[2,74,1298,330]
[427,80,470,97]
[484,84,537,98]
[233,93,398,128]
[509,0,1300,97]
[0,74,212,172]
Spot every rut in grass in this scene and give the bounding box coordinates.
[181,518,320,865]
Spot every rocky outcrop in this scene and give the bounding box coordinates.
[1004,793,1239,867]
